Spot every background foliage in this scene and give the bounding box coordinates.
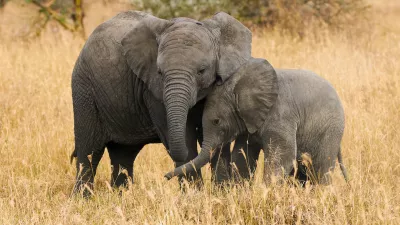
[1,0,368,37]
[132,0,368,34]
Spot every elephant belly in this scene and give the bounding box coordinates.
[100,108,160,145]
[93,77,160,145]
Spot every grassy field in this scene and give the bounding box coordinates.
[1,1,399,224]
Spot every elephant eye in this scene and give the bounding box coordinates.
[158,68,162,76]
[198,68,206,76]
[212,118,220,126]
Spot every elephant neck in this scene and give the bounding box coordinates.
[133,75,160,126]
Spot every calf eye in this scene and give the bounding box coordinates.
[212,118,220,126]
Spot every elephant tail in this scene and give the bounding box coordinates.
[337,147,349,182]
[70,149,77,164]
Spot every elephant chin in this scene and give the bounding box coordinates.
[164,142,214,180]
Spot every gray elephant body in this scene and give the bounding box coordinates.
[73,13,158,145]
[71,12,195,191]
[239,68,346,183]
[166,58,348,184]
[71,11,252,194]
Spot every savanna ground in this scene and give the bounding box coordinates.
[0,0,399,224]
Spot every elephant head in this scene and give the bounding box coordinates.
[121,12,252,162]
[165,58,278,179]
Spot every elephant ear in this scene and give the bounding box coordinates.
[121,14,173,100]
[203,12,252,84]
[234,58,278,134]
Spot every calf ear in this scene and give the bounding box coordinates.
[234,58,278,133]
[121,13,173,100]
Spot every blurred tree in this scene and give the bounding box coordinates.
[0,0,86,36]
[31,0,85,35]
[0,0,8,7]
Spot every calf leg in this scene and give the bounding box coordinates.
[309,126,344,185]
[231,134,262,181]
[211,144,231,184]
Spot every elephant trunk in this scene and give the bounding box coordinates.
[165,141,215,179]
[164,73,197,162]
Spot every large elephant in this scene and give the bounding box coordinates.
[71,11,252,194]
[165,58,348,184]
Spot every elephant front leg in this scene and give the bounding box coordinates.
[107,143,142,188]
[210,144,231,184]
[262,128,297,186]
[231,134,262,182]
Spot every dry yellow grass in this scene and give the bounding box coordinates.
[1,1,399,224]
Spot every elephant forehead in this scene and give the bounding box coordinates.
[206,90,231,109]
[171,17,203,25]
[204,102,220,118]
[204,101,230,122]
[157,48,208,69]
[160,27,212,49]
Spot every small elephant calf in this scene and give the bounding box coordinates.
[166,58,348,184]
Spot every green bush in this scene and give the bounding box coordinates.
[131,0,369,32]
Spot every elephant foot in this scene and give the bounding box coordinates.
[178,175,204,192]
[72,180,95,198]
[111,173,133,189]
[175,160,204,192]
[110,175,133,197]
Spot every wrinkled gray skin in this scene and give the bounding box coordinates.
[166,58,348,184]
[71,11,252,194]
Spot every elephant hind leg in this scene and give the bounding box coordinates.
[72,87,107,197]
[107,143,142,188]
[309,127,344,185]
